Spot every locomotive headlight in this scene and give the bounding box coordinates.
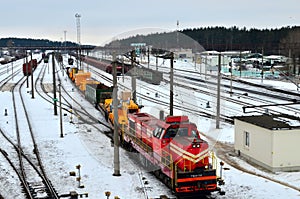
[192,144,196,148]
[196,144,200,148]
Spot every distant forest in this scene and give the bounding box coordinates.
[2,26,300,57]
[0,38,79,48]
[107,26,300,57]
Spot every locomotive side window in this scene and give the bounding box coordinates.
[191,130,199,138]
[153,127,164,138]
[128,108,138,113]
[163,128,178,138]
[129,120,135,134]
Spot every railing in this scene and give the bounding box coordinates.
[124,126,153,153]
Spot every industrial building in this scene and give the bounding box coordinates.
[234,114,300,172]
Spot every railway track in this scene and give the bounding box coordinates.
[169,74,300,117]
[89,63,299,126]
[0,61,23,91]
[88,66,234,123]
[73,56,300,198]
[83,55,300,120]
[158,65,300,119]
[34,56,111,132]
[0,60,59,198]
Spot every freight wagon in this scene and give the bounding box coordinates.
[83,56,163,84]
[85,83,113,107]
[23,59,38,76]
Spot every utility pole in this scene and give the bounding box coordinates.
[131,50,137,103]
[112,53,121,177]
[216,53,221,129]
[75,13,81,70]
[31,53,34,99]
[194,53,197,70]
[26,51,29,88]
[147,46,150,68]
[176,20,179,48]
[230,59,233,97]
[52,53,58,115]
[261,47,264,83]
[121,56,124,82]
[156,56,158,71]
[239,51,242,77]
[11,61,13,81]
[170,52,174,116]
[59,83,63,138]
[86,50,89,72]
[205,54,207,79]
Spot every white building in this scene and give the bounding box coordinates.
[170,48,194,59]
[234,114,300,172]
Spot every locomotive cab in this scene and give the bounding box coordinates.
[154,116,210,171]
[126,113,223,196]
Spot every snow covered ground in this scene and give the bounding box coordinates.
[0,54,299,199]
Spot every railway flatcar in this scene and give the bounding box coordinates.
[102,91,140,126]
[121,113,225,197]
[105,98,139,126]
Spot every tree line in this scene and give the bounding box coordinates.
[107,26,300,57]
[182,26,300,56]
[0,38,78,48]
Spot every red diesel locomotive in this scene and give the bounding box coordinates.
[122,112,225,197]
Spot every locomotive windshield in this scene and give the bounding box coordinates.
[163,127,188,138]
[162,127,201,139]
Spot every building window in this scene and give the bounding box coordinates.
[244,131,250,147]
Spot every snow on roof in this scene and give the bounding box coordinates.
[235,114,300,130]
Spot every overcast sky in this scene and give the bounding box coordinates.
[1,0,299,46]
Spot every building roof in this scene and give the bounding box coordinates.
[234,114,300,130]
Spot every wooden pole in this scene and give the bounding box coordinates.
[170,52,174,116]
[31,53,34,99]
[52,53,58,115]
[216,53,221,129]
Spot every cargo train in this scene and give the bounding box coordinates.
[81,56,163,85]
[66,58,225,198]
[90,88,225,197]
[107,103,225,197]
